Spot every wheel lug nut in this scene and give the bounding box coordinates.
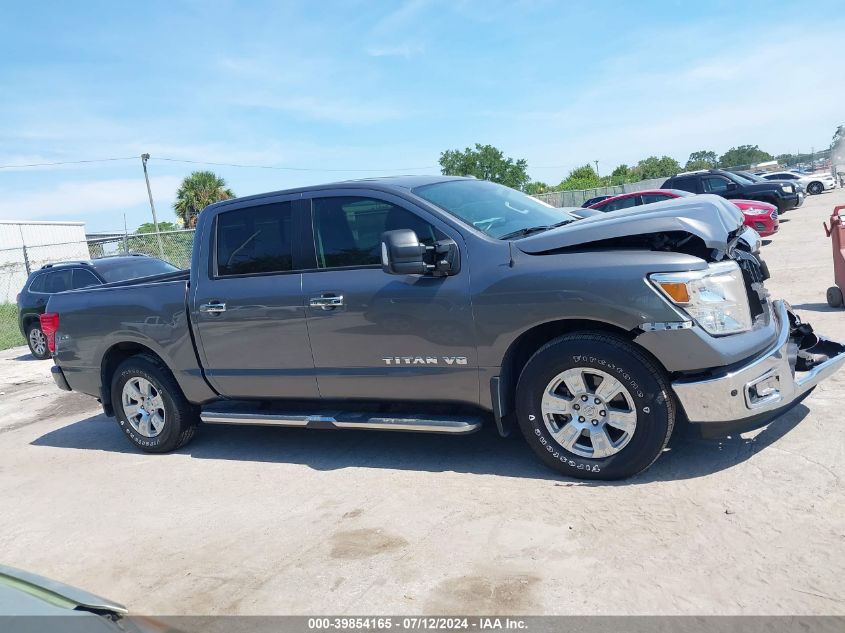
[592,420,598,426]
[594,398,601,404]
[581,395,588,401]
[600,410,606,416]
[578,416,585,423]
[573,404,580,410]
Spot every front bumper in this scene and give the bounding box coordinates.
[672,300,845,424]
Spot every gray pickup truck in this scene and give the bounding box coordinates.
[44,176,845,479]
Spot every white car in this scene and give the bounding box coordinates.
[760,170,837,195]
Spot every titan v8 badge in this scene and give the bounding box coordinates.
[382,356,468,365]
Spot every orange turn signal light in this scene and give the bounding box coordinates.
[656,281,690,304]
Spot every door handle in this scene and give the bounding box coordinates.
[309,295,344,310]
[199,302,227,314]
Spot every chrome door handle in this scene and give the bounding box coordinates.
[309,295,344,310]
[199,302,227,314]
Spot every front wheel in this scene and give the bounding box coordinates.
[807,182,823,195]
[111,354,199,453]
[26,322,50,360]
[828,286,844,308]
[515,332,675,480]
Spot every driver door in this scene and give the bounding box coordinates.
[300,190,479,404]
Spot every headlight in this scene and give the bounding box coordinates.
[649,261,752,335]
[781,185,794,193]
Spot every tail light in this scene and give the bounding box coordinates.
[40,312,59,353]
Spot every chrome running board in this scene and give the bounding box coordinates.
[200,408,482,434]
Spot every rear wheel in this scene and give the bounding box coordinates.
[111,354,199,453]
[808,181,823,195]
[515,332,675,480]
[828,286,844,308]
[26,322,50,360]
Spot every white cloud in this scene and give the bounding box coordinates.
[0,176,182,222]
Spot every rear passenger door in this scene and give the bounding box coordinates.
[300,190,478,404]
[191,197,319,399]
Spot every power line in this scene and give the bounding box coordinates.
[153,156,437,172]
[0,156,137,169]
[0,155,438,172]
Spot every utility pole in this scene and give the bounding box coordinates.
[140,153,165,259]
[594,160,600,178]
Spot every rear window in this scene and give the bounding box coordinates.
[95,258,179,283]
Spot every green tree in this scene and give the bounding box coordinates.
[524,181,551,195]
[631,155,681,180]
[717,145,773,169]
[609,164,632,184]
[555,164,602,191]
[439,143,530,190]
[685,150,718,170]
[173,171,235,228]
[136,221,179,233]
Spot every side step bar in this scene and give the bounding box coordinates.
[200,408,482,434]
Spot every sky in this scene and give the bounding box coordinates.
[1,0,843,232]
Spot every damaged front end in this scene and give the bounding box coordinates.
[672,300,845,430]
[516,195,845,430]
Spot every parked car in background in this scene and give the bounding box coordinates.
[758,170,837,195]
[587,189,779,237]
[17,254,179,359]
[662,169,802,214]
[581,195,612,207]
[732,170,806,201]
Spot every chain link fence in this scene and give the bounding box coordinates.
[0,229,194,351]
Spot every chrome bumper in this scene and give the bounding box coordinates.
[672,300,845,424]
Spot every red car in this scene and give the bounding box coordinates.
[588,189,779,237]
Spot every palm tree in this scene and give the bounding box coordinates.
[173,171,235,228]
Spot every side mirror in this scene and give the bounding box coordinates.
[726,182,738,191]
[381,229,428,275]
[381,230,460,277]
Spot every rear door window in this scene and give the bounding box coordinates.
[600,196,640,212]
[72,268,101,289]
[669,177,698,193]
[43,269,72,293]
[641,193,673,205]
[215,202,294,276]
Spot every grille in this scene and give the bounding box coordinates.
[732,250,766,318]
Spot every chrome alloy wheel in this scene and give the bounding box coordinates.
[121,377,166,438]
[541,367,637,459]
[29,328,47,357]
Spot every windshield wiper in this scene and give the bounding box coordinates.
[498,219,574,240]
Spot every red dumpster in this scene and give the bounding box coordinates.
[824,205,845,307]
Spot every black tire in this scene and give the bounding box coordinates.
[807,182,823,195]
[25,321,50,360]
[515,332,675,480]
[110,353,199,453]
[827,286,844,308]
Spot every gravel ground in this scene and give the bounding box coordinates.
[1,188,843,616]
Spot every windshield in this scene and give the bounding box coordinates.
[413,179,578,239]
[96,257,179,283]
[732,171,764,183]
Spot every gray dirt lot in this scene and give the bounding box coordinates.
[1,189,844,616]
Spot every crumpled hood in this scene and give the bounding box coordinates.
[516,194,744,254]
